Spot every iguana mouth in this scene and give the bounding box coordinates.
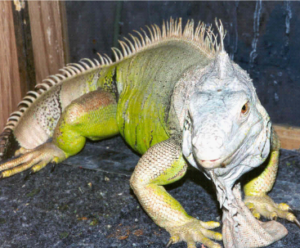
[199,158,222,168]
[198,151,236,170]
[200,158,219,162]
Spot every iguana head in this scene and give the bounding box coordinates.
[182,51,271,187]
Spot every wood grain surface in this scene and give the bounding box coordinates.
[0,1,22,131]
[28,1,65,84]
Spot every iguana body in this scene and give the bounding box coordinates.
[0,19,298,248]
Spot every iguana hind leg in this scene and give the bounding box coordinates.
[244,129,299,226]
[130,139,222,248]
[0,90,119,178]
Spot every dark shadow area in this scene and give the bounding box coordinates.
[0,137,299,247]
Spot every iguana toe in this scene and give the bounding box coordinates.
[166,219,222,248]
[166,235,180,247]
[278,202,290,211]
[294,217,300,228]
[0,143,65,178]
[14,147,31,156]
[245,194,298,225]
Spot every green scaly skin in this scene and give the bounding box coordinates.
[116,40,211,154]
[53,90,119,158]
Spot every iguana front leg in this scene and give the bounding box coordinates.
[244,130,300,226]
[130,139,222,248]
[0,90,119,178]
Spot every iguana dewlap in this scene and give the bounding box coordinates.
[0,18,298,248]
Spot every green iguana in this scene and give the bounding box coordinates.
[0,18,298,248]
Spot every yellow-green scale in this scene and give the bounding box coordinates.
[115,40,212,154]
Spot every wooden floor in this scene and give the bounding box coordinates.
[274,125,300,150]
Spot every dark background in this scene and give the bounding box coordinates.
[65,1,300,126]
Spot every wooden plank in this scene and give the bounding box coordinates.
[12,0,36,94]
[0,1,22,131]
[28,0,65,84]
[274,125,300,150]
[59,1,70,64]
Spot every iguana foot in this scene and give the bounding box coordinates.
[15,147,31,156]
[245,194,299,226]
[166,219,222,248]
[0,143,66,178]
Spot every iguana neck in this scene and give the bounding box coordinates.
[114,40,213,153]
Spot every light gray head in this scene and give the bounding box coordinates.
[182,50,271,187]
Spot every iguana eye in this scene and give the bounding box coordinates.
[241,102,249,115]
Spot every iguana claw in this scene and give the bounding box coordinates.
[166,236,180,248]
[295,218,300,228]
[245,194,299,227]
[166,219,222,248]
[51,163,57,172]
[166,235,180,247]
[0,143,65,178]
[166,240,172,247]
